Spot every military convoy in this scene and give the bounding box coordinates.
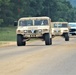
[14,16,71,46]
[14,17,52,46]
[51,22,69,41]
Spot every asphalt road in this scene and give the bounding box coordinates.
[0,36,76,75]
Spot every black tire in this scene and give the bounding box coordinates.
[50,38,52,45]
[44,33,52,45]
[17,34,25,46]
[64,33,69,41]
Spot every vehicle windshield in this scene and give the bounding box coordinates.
[19,19,49,26]
[34,19,48,26]
[19,20,33,26]
[53,23,67,28]
[69,24,76,27]
[54,24,57,28]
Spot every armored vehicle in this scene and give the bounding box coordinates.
[14,17,52,46]
[51,22,69,41]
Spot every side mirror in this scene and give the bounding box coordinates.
[14,21,18,26]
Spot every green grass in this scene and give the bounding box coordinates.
[0,41,7,44]
[0,41,9,46]
[0,26,16,41]
[0,26,39,42]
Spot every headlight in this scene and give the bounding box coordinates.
[24,30,27,33]
[16,30,23,34]
[17,30,21,33]
[38,29,42,32]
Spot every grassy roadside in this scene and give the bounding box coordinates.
[0,26,40,47]
[0,41,8,46]
[0,26,16,41]
[0,26,16,47]
[0,41,16,47]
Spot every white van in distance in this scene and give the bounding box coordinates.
[68,22,76,35]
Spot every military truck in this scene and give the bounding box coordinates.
[14,17,52,46]
[51,22,69,41]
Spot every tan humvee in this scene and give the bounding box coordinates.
[51,22,69,41]
[14,17,52,46]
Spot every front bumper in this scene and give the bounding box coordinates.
[69,29,76,35]
[23,33,43,38]
[52,32,62,36]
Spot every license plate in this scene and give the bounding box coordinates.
[31,35,36,37]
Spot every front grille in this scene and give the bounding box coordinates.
[28,30,32,33]
[27,30,39,33]
[70,29,76,32]
[54,30,61,33]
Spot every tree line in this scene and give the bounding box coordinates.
[0,0,76,26]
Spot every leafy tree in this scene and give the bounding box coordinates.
[0,0,76,26]
[0,0,10,26]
